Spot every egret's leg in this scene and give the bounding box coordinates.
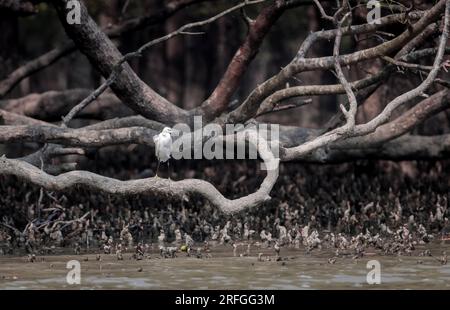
[168,159,171,181]
[155,161,160,178]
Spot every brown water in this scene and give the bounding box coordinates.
[0,244,449,289]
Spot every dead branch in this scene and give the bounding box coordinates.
[0,129,279,214]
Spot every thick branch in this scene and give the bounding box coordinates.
[0,125,157,147]
[0,89,133,121]
[0,129,279,214]
[312,134,450,163]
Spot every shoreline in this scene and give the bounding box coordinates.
[1,243,449,290]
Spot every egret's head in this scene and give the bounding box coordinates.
[162,127,173,135]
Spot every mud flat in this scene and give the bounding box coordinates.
[0,244,449,289]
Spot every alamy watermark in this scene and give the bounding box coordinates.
[66,259,81,285]
[64,0,382,25]
[66,0,81,25]
[367,1,382,25]
[366,260,381,285]
[159,117,280,171]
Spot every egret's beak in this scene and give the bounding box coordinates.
[170,128,181,136]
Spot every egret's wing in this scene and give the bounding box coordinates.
[153,135,160,157]
[153,135,159,143]
[160,137,173,161]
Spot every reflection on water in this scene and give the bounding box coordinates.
[0,244,449,289]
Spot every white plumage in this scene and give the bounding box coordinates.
[153,127,174,177]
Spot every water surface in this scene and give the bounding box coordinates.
[0,244,449,289]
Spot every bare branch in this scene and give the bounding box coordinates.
[260,70,389,107]
[312,0,335,22]
[381,56,433,72]
[256,98,313,117]
[82,115,164,131]
[332,11,357,129]
[0,129,279,214]
[61,70,120,127]
[293,134,450,163]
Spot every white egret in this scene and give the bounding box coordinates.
[153,127,174,178]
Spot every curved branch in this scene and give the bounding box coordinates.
[0,129,279,214]
[274,88,450,162]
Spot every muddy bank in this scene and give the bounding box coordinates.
[1,160,450,256]
[0,243,449,289]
